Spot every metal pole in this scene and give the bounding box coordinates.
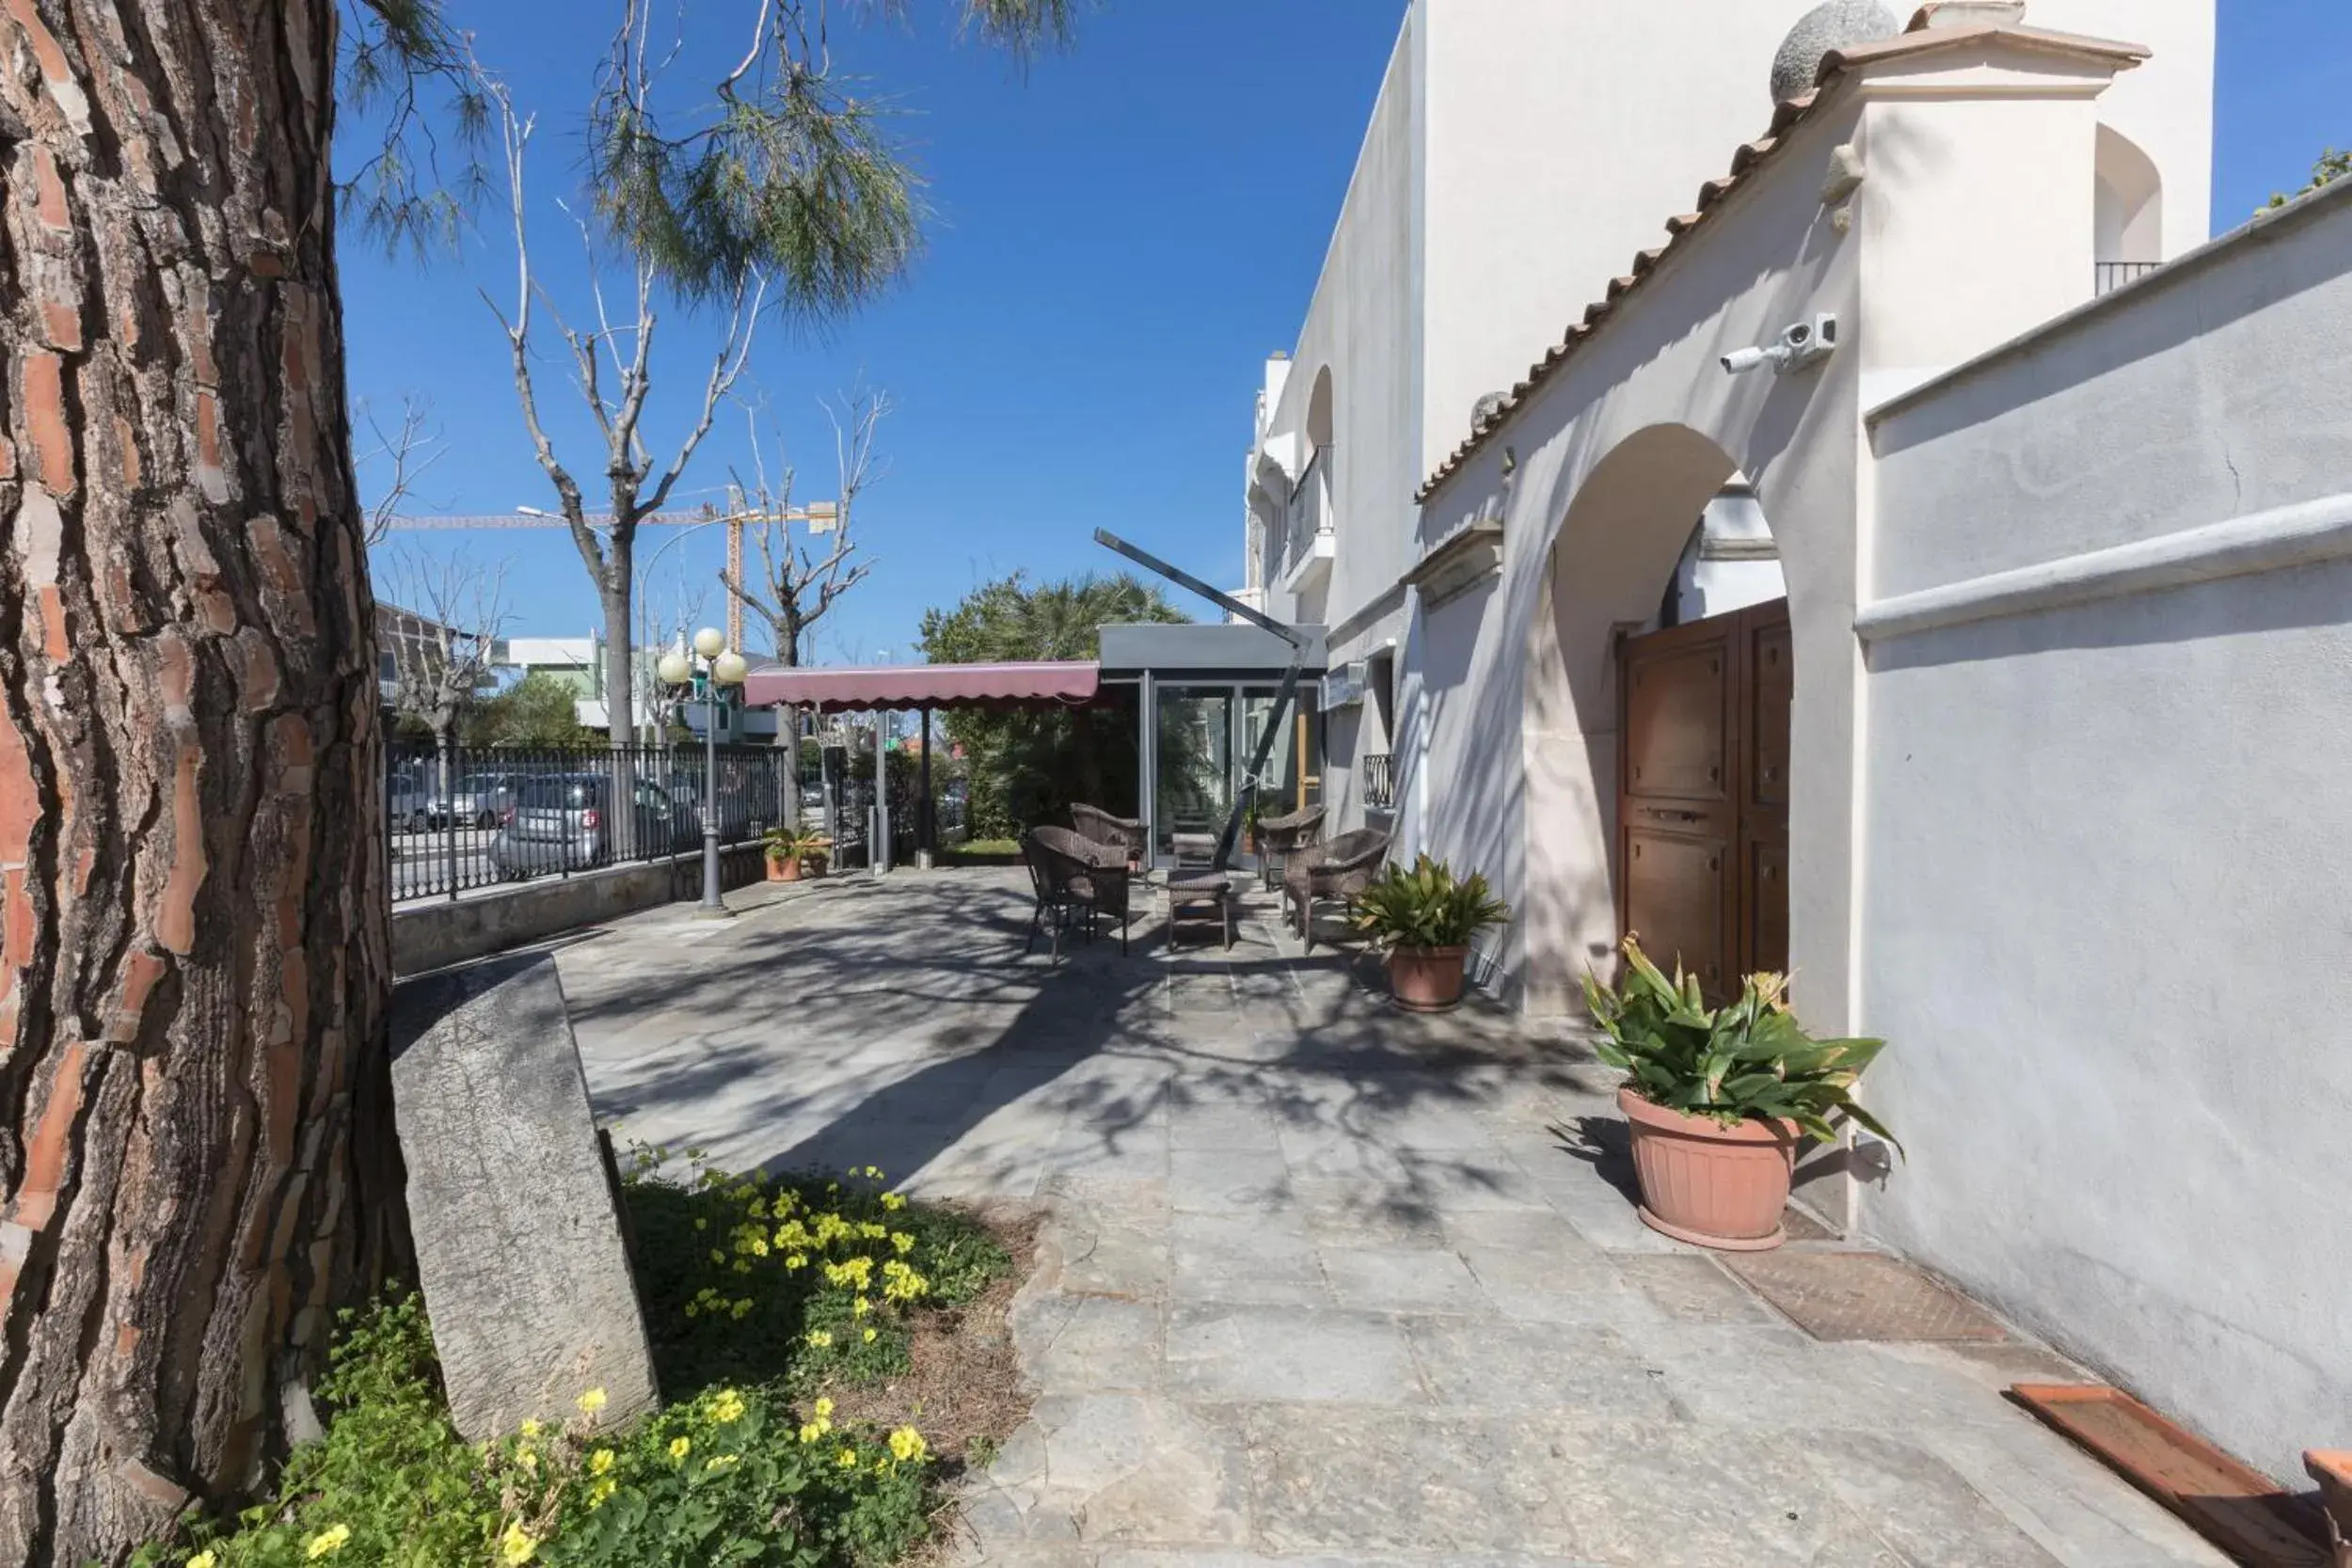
[873,709,891,876]
[699,669,725,913]
[918,705,933,868]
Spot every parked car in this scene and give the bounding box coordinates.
[487,774,696,879]
[426,771,519,830]
[387,770,434,833]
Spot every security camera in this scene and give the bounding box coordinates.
[1779,312,1837,372]
[1721,312,1838,376]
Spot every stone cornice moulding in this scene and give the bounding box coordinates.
[1403,520,1506,610]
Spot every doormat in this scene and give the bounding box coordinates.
[2009,1385,2330,1568]
[1721,1250,2011,1342]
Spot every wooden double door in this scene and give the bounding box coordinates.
[1616,599,1790,1000]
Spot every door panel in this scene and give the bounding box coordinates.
[1619,616,1736,989]
[1737,605,1792,979]
[1617,599,1790,999]
[1624,830,1732,997]
[1625,640,1730,803]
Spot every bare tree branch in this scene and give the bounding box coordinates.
[381,545,512,777]
[720,384,890,665]
[357,394,445,544]
[475,46,767,740]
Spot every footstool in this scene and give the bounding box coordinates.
[1167,871,1235,950]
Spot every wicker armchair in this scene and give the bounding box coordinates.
[1252,803,1326,891]
[1070,803,1146,868]
[1025,825,1134,958]
[1282,827,1390,951]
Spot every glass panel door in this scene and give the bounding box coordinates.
[1155,687,1233,863]
[1241,691,1300,815]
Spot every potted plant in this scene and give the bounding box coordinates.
[762,825,828,883]
[1582,937,1898,1251]
[1347,855,1511,1011]
[1241,799,1263,856]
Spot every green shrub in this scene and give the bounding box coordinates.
[136,1155,1010,1568]
[1582,936,1899,1149]
[1347,855,1512,950]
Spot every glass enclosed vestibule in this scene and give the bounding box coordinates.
[1099,621,1327,872]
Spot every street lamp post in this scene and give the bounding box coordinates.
[660,627,748,916]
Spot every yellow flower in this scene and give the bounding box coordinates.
[706,1453,739,1473]
[709,1388,746,1424]
[814,1397,834,1418]
[588,1448,615,1476]
[577,1387,608,1417]
[188,1555,218,1568]
[516,1449,538,1474]
[805,1329,832,1348]
[500,1522,538,1565]
[863,1327,878,1344]
[888,1426,929,1465]
[891,1232,914,1254]
[836,1447,858,1468]
[880,1192,907,1211]
[852,1296,871,1317]
[668,1435,691,1462]
[587,1477,617,1510]
[305,1524,352,1560]
[799,1422,823,1444]
[518,1418,544,1440]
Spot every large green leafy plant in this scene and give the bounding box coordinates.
[1348,856,1512,951]
[1582,938,1899,1149]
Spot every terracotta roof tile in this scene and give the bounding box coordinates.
[1412,29,2141,503]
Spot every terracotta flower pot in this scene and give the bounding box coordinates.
[766,854,802,883]
[2306,1450,2352,1567]
[1388,945,1469,1011]
[1618,1085,1799,1251]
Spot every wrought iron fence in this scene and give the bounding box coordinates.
[1362,752,1396,812]
[386,741,797,904]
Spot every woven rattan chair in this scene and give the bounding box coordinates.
[1026,825,1134,957]
[1253,803,1326,891]
[1282,827,1389,952]
[1070,803,1146,868]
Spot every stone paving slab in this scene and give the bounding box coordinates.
[555,869,2233,1568]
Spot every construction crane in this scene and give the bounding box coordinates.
[383,499,839,651]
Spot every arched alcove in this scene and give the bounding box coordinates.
[2094,123,2164,272]
[1520,423,1796,1012]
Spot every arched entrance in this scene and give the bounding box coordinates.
[1520,424,1793,1011]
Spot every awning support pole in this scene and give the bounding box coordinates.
[919,705,934,861]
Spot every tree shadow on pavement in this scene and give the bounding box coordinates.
[560,868,1620,1231]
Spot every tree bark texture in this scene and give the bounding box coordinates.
[0,3,402,1561]
[597,570,632,745]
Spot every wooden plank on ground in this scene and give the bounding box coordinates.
[2009,1385,2330,1568]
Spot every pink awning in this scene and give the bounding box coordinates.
[740,660,1104,713]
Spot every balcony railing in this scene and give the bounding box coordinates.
[1362,752,1395,813]
[2095,260,2161,295]
[1284,450,1331,575]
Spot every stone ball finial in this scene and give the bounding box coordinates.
[1471,391,1508,430]
[1771,0,1900,103]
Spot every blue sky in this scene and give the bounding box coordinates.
[344,0,2345,663]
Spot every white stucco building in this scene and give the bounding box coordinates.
[1234,0,2352,1500]
[1246,0,2214,833]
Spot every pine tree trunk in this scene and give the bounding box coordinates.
[0,4,405,1561]
[600,579,634,744]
